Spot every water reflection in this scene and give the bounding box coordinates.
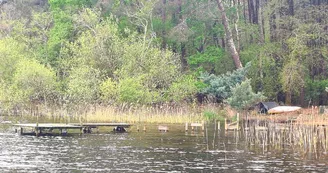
[0,124,328,172]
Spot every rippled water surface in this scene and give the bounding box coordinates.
[1,124,328,172]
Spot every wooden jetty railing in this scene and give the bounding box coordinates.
[185,121,205,132]
[225,113,240,131]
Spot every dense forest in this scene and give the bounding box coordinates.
[0,0,327,116]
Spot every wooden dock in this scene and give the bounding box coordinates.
[13,123,131,136]
[70,123,131,128]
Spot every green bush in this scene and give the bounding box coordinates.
[226,79,266,110]
[117,77,157,104]
[99,78,117,102]
[13,58,58,104]
[203,110,225,121]
[67,65,101,104]
[166,75,198,102]
[199,63,250,101]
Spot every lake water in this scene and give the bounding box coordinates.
[1,124,328,172]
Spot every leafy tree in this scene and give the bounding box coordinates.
[241,43,283,100]
[166,75,198,102]
[117,77,157,104]
[118,40,181,90]
[47,0,94,66]
[280,59,306,104]
[305,79,328,105]
[59,12,124,78]
[66,65,101,104]
[188,46,234,74]
[0,38,28,82]
[11,58,57,107]
[99,78,118,103]
[199,63,249,101]
[227,79,266,110]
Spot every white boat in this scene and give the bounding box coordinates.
[268,106,301,114]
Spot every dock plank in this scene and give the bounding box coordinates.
[13,123,82,129]
[71,123,131,128]
[13,123,131,128]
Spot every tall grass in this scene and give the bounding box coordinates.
[7,103,226,124]
[244,109,328,156]
[84,104,208,124]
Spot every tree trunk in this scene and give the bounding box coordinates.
[234,0,240,53]
[258,0,265,43]
[288,0,294,16]
[286,91,292,105]
[254,0,259,24]
[270,13,277,42]
[247,0,252,23]
[243,0,247,23]
[162,0,167,49]
[217,0,243,69]
[300,87,305,107]
[181,43,188,70]
[177,0,187,70]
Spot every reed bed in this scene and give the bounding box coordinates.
[84,104,206,124]
[10,103,225,124]
[243,113,328,157]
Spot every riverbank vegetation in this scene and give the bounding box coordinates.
[0,0,327,123]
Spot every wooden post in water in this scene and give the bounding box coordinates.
[225,118,227,130]
[137,125,140,132]
[36,115,39,136]
[185,122,188,132]
[35,127,39,137]
[202,121,205,131]
[237,113,239,130]
[20,127,23,135]
[218,121,220,131]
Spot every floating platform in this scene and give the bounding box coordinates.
[13,123,131,136]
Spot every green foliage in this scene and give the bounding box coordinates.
[118,38,181,90]
[47,0,94,66]
[47,10,74,62]
[305,79,328,104]
[203,110,225,121]
[213,54,235,75]
[1,0,327,113]
[117,77,155,104]
[226,79,266,110]
[199,63,250,101]
[67,65,101,104]
[188,46,225,73]
[99,78,117,102]
[59,13,123,76]
[9,58,57,107]
[280,59,306,95]
[166,75,198,102]
[241,43,283,100]
[49,0,93,9]
[0,38,27,82]
[0,82,25,110]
